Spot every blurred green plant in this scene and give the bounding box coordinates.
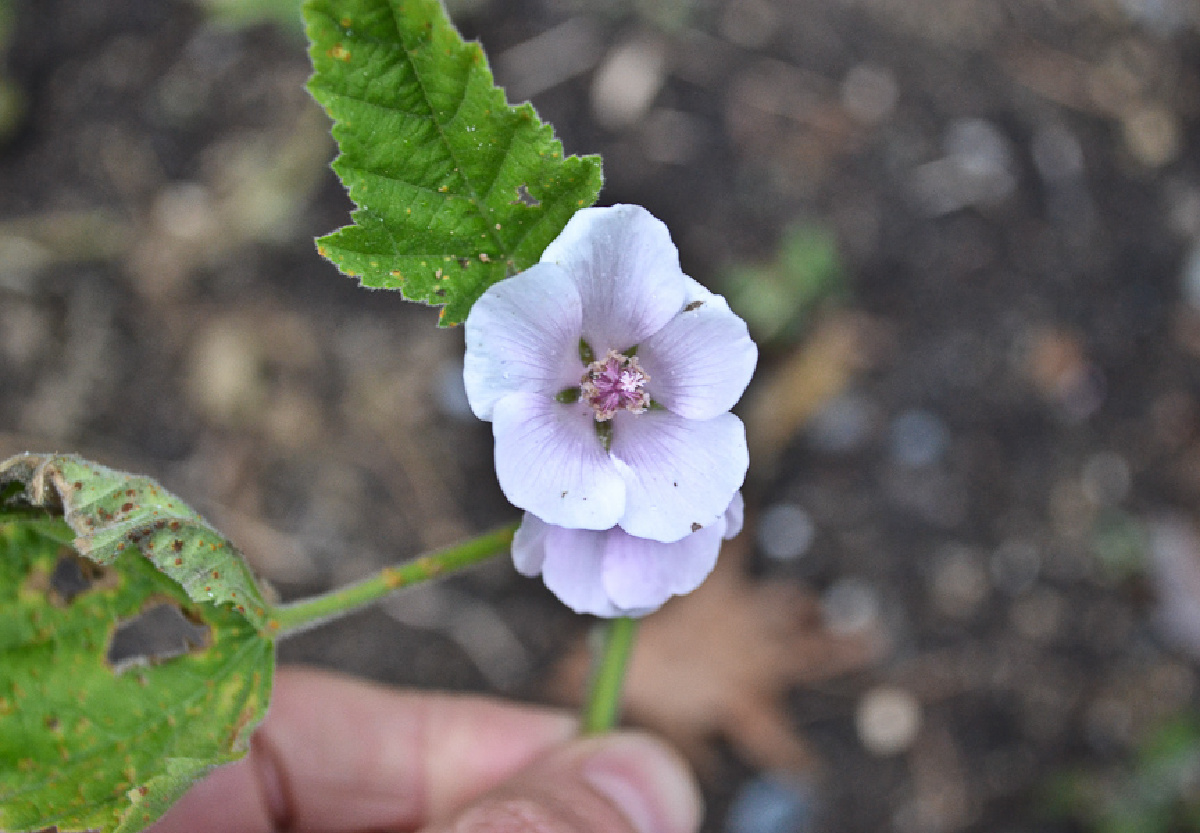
[719,223,846,347]
[1092,509,1150,578]
[0,1,10,58]
[0,0,25,143]
[1048,714,1200,833]
[193,0,303,31]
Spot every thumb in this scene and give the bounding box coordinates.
[432,733,703,833]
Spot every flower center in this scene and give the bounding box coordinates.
[581,349,650,422]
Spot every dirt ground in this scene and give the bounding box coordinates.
[4,1,1200,831]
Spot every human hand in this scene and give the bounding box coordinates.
[150,666,702,833]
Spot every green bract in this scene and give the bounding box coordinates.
[305,0,604,325]
[0,454,275,833]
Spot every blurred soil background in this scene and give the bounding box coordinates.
[3,0,1200,831]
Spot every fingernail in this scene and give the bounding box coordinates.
[581,734,703,833]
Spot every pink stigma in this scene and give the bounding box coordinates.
[581,349,651,421]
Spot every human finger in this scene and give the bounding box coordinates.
[150,665,576,833]
[429,732,702,833]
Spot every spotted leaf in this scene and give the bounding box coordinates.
[0,454,275,833]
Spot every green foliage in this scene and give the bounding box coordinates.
[1047,715,1200,833]
[195,0,304,31]
[1092,510,1149,578]
[0,0,23,142]
[720,223,845,346]
[304,0,603,325]
[1,455,272,632]
[0,0,11,45]
[0,454,275,833]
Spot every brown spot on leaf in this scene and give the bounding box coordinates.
[225,702,260,747]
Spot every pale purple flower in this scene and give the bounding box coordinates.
[513,493,745,617]
[464,204,757,546]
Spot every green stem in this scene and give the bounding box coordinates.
[266,523,517,638]
[582,616,639,734]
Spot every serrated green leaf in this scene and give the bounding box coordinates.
[0,455,275,833]
[304,0,604,325]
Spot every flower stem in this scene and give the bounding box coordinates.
[582,616,639,734]
[265,523,517,639]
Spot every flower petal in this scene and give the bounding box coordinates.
[511,513,551,576]
[640,292,757,421]
[681,275,716,306]
[722,490,745,539]
[601,522,724,613]
[611,410,749,542]
[463,263,584,421]
[541,205,688,354]
[541,525,624,617]
[493,392,626,530]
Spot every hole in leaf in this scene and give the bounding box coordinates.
[0,479,24,504]
[27,551,117,606]
[106,601,211,674]
[50,552,107,605]
[512,184,540,207]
